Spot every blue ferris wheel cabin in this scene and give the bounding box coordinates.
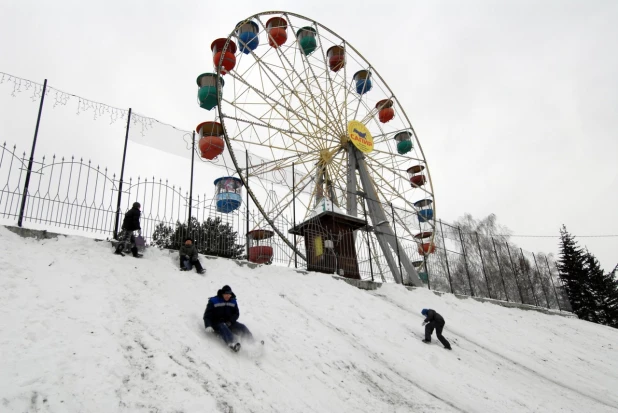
[214,176,243,213]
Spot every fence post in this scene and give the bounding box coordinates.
[188,131,195,227]
[362,195,374,282]
[532,253,551,309]
[554,262,572,311]
[519,248,539,307]
[505,242,525,304]
[422,251,432,290]
[113,107,132,239]
[439,220,454,293]
[544,256,562,311]
[245,150,250,259]
[292,162,297,268]
[390,203,403,283]
[491,237,509,302]
[475,232,492,299]
[18,79,47,227]
[458,227,474,296]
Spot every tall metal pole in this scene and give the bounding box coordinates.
[458,227,474,296]
[532,253,551,309]
[544,256,562,311]
[554,262,572,311]
[421,240,431,290]
[439,220,454,294]
[292,162,297,268]
[245,150,250,259]
[114,107,132,238]
[491,237,509,302]
[188,131,195,227]
[362,196,374,282]
[476,232,492,299]
[390,203,402,282]
[18,79,47,227]
[520,248,539,307]
[505,242,524,304]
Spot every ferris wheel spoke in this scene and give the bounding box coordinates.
[327,168,348,207]
[251,167,317,228]
[298,32,344,139]
[282,15,341,138]
[221,108,312,141]
[225,71,321,135]
[250,151,321,178]
[280,15,324,122]
[364,156,434,208]
[342,41,351,123]
[223,98,321,154]
[253,16,328,130]
[371,174,418,226]
[226,89,313,140]
[368,147,425,164]
[253,57,321,139]
[350,87,365,122]
[313,27,346,137]
[391,206,423,241]
[222,111,324,160]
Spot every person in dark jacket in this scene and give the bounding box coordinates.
[114,202,143,258]
[179,237,205,274]
[203,285,253,352]
[421,308,452,350]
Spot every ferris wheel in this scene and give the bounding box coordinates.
[197,11,436,285]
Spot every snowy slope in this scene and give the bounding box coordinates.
[1,227,617,413]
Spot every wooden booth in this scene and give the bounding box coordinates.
[289,210,367,280]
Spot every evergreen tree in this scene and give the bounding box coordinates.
[151,217,244,259]
[584,250,618,328]
[557,226,599,323]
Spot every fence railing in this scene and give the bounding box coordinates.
[0,71,571,312]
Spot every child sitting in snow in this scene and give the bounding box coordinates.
[179,237,205,274]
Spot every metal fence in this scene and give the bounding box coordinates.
[0,71,571,312]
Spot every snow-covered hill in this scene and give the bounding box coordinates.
[1,226,617,413]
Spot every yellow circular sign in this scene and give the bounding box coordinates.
[347,120,373,153]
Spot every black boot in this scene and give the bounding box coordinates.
[114,243,125,256]
[131,247,143,258]
[194,260,205,274]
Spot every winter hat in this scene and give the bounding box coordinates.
[221,285,234,295]
[185,237,193,242]
[132,202,141,209]
[421,308,429,316]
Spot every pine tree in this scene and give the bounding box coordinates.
[151,217,244,259]
[584,250,618,328]
[557,226,599,323]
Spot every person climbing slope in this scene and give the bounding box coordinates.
[421,308,452,350]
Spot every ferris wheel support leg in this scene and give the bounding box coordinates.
[346,145,358,217]
[354,149,422,286]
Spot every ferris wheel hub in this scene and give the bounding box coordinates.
[319,148,335,165]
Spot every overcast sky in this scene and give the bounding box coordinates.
[1,0,616,271]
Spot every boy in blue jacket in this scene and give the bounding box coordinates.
[203,285,253,352]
